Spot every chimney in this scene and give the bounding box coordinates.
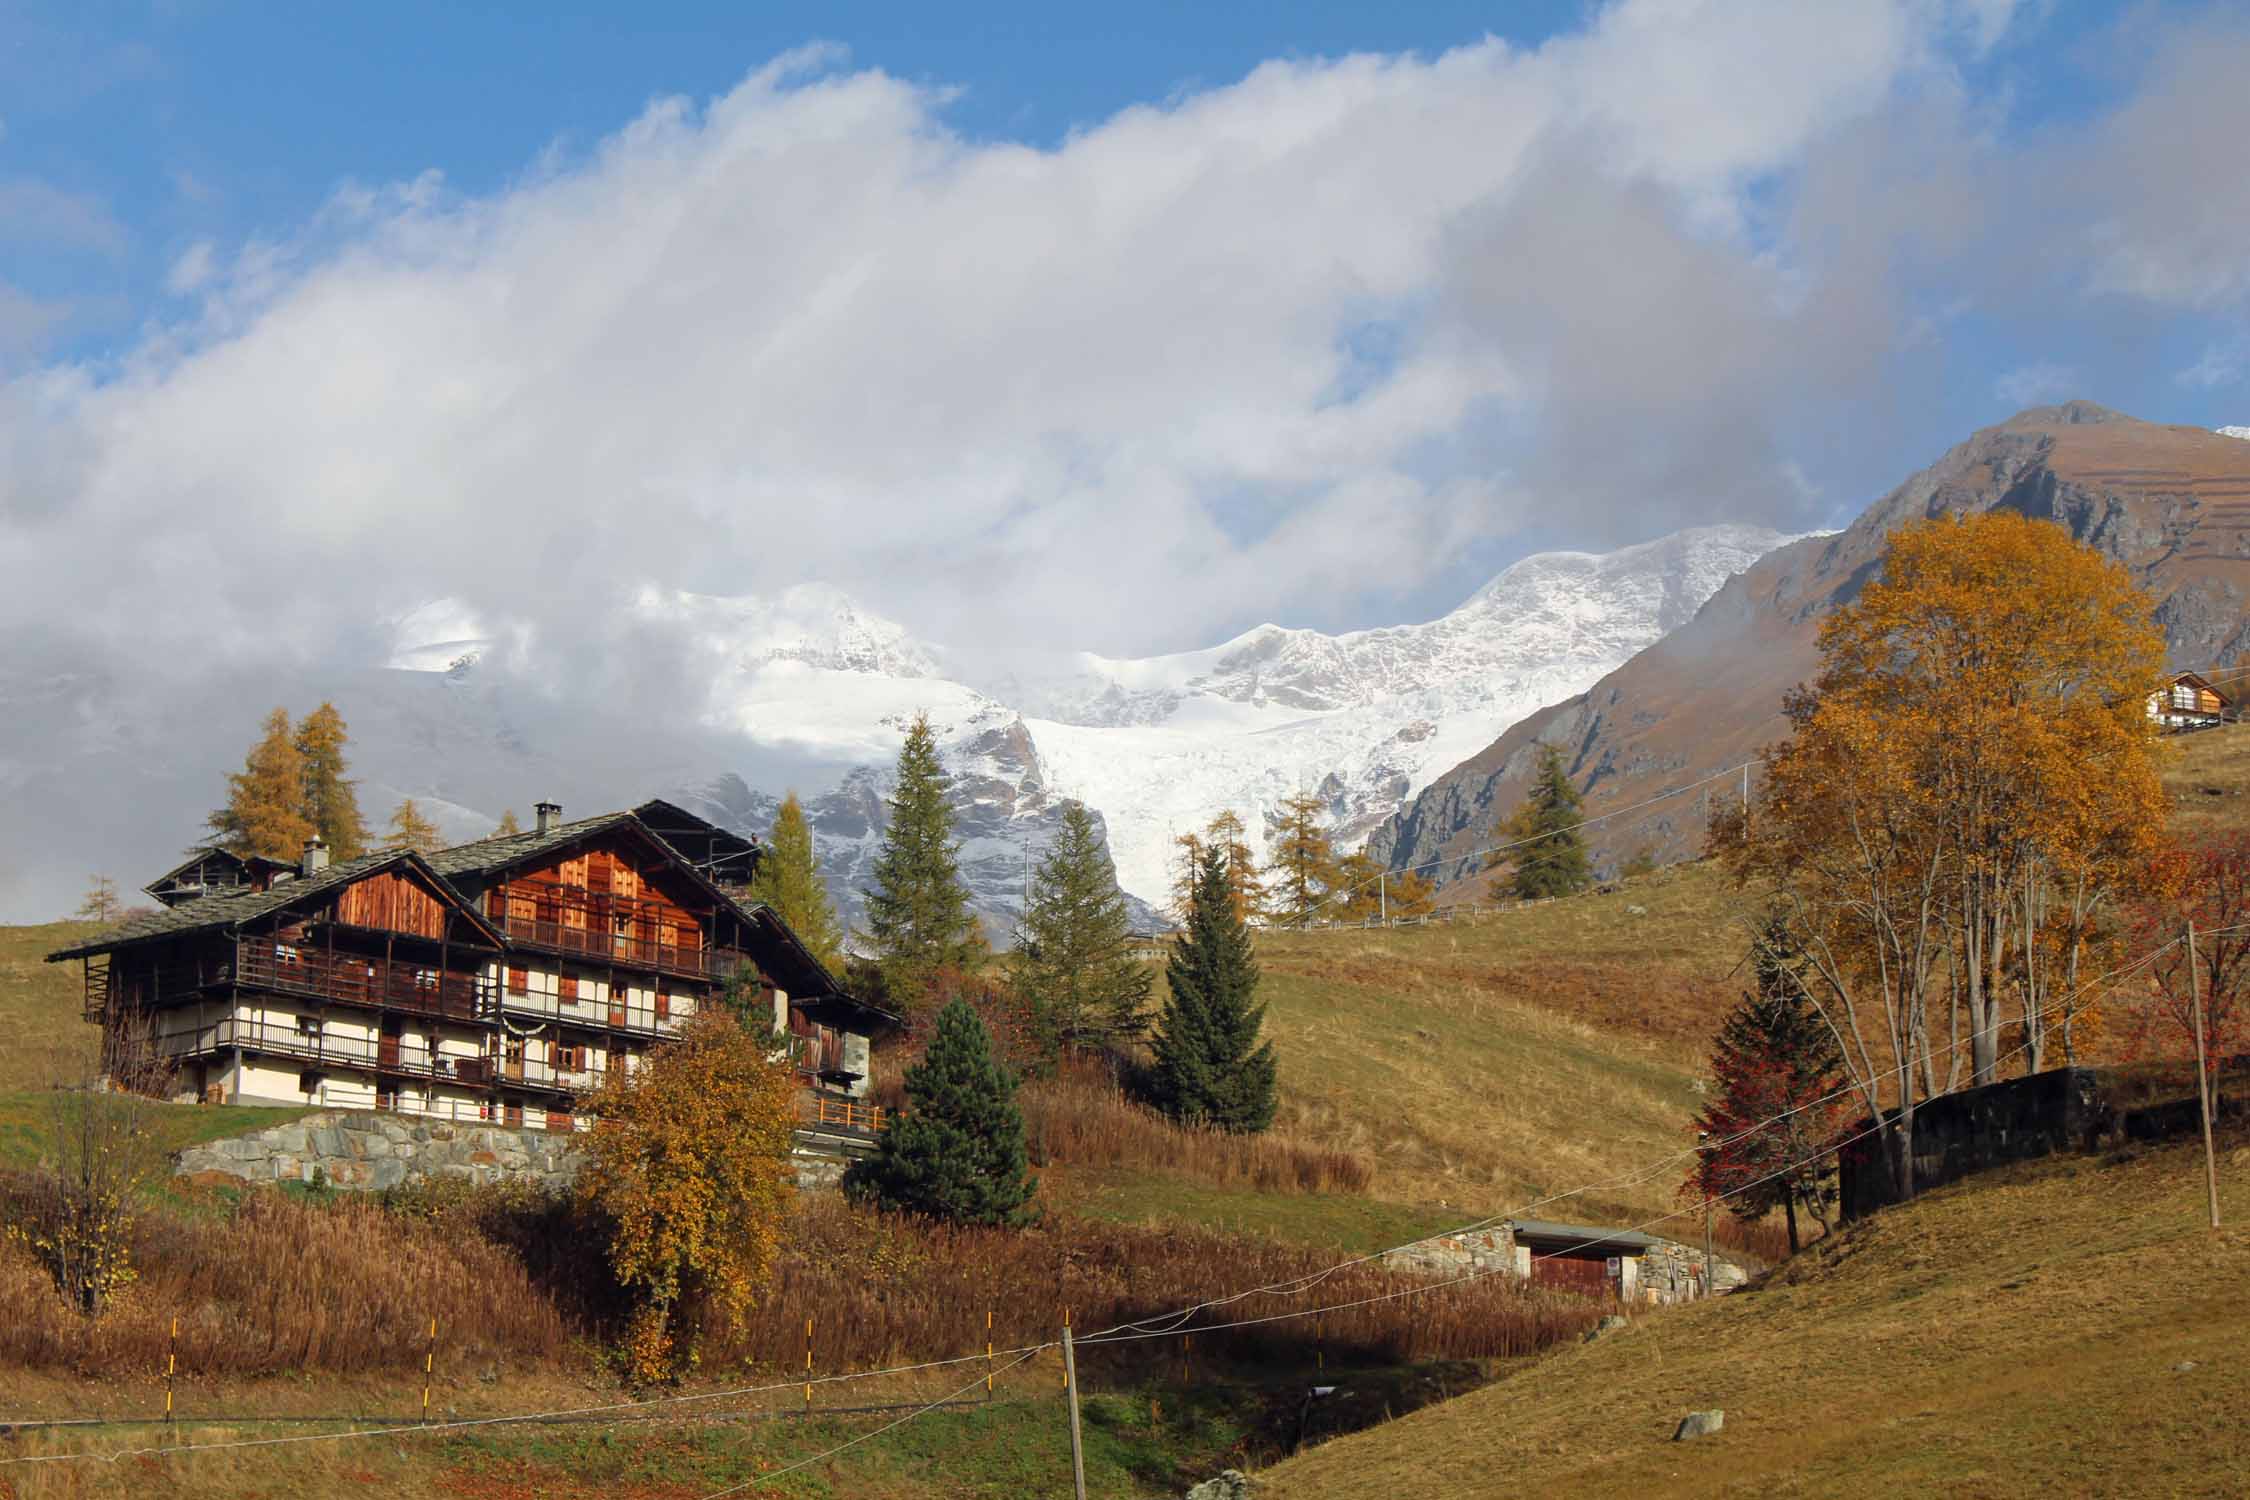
[535,800,561,835]
[302,834,329,877]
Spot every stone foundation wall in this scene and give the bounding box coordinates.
[176,1110,864,1194]
[1381,1221,1744,1304]
[175,1110,582,1193]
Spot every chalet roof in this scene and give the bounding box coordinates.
[1505,1217,1664,1256]
[49,849,502,962]
[142,846,295,896]
[633,798,761,878]
[422,812,641,882]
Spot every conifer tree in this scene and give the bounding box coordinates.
[1332,850,1437,922]
[1386,865,1436,918]
[1149,846,1277,1133]
[861,714,983,1007]
[494,808,523,836]
[381,797,444,854]
[293,702,370,859]
[843,998,1036,1226]
[1203,810,1267,926]
[1167,831,1206,927]
[752,791,845,974]
[1009,801,1152,1050]
[1264,792,1340,927]
[1489,743,1592,901]
[1686,918,1848,1253]
[207,707,315,860]
[75,876,120,924]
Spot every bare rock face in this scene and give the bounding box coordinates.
[1374,404,2250,891]
[1184,1472,1256,1500]
[1673,1410,1725,1440]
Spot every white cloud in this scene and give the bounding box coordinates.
[1994,361,2079,408]
[165,240,218,296]
[0,177,125,257]
[2177,342,2243,391]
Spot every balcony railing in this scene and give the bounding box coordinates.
[496,986,686,1041]
[232,942,493,1022]
[484,914,750,981]
[153,1015,583,1101]
[798,1092,886,1137]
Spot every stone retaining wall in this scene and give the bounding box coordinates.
[1380,1221,1746,1304]
[177,1110,864,1194]
[175,1110,582,1193]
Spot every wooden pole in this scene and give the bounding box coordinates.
[986,1307,994,1402]
[166,1314,177,1431]
[804,1315,814,1414]
[2188,919,2222,1231]
[422,1316,435,1425]
[1062,1326,1089,1500]
[1061,1308,1070,1391]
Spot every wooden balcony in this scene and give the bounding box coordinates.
[484,914,750,981]
[152,1014,579,1097]
[232,941,492,1023]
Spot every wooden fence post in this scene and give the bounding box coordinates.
[1062,1325,1088,1500]
[422,1316,436,1425]
[2189,919,2222,1230]
[804,1315,814,1414]
[166,1314,178,1432]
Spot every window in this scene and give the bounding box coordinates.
[504,1038,525,1065]
[503,1104,524,1128]
[507,966,528,995]
[555,1044,586,1073]
[559,973,579,1003]
[295,1014,323,1036]
[654,986,671,1021]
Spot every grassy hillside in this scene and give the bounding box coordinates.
[1265,1129,2250,1499]
[1251,859,1738,1221]
[2,919,101,1090]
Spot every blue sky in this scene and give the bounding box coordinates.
[1,0,2247,661]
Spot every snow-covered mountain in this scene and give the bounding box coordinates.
[2219,425,2250,441]
[375,525,1797,928]
[1,523,1796,929]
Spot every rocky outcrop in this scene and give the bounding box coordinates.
[173,1110,581,1193]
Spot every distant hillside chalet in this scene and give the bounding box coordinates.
[50,801,898,1159]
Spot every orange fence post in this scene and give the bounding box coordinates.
[804,1315,814,1414]
[166,1314,178,1432]
[986,1307,995,1401]
[423,1316,436,1425]
[1061,1308,1071,1391]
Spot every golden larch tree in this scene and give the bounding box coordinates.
[381,797,445,854]
[1263,792,1340,926]
[206,707,315,860]
[293,702,370,859]
[1732,510,2167,1200]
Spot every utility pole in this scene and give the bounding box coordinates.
[1379,870,1387,926]
[1062,1325,1089,1500]
[1741,762,1750,837]
[1697,1129,1714,1298]
[2188,919,2222,1230]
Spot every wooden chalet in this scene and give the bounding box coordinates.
[51,802,898,1154]
[2148,670,2235,731]
[144,847,299,908]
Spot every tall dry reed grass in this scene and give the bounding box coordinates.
[0,1170,570,1376]
[715,1192,1598,1378]
[1013,1058,1372,1195]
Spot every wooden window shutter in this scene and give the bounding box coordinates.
[654,985,671,1020]
[559,973,579,1002]
[507,966,528,994]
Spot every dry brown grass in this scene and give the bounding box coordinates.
[0,1176,570,1376]
[1015,1057,1371,1195]
[2163,722,2250,836]
[1265,1128,2250,1499]
[0,921,101,1091]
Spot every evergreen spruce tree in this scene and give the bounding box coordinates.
[381,797,445,854]
[494,808,523,836]
[751,791,846,974]
[1489,743,1592,900]
[1264,792,1340,927]
[1687,917,1848,1253]
[1149,846,1277,1132]
[861,713,983,1007]
[293,702,370,859]
[842,998,1036,1225]
[207,707,316,860]
[1009,801,1152,1051]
